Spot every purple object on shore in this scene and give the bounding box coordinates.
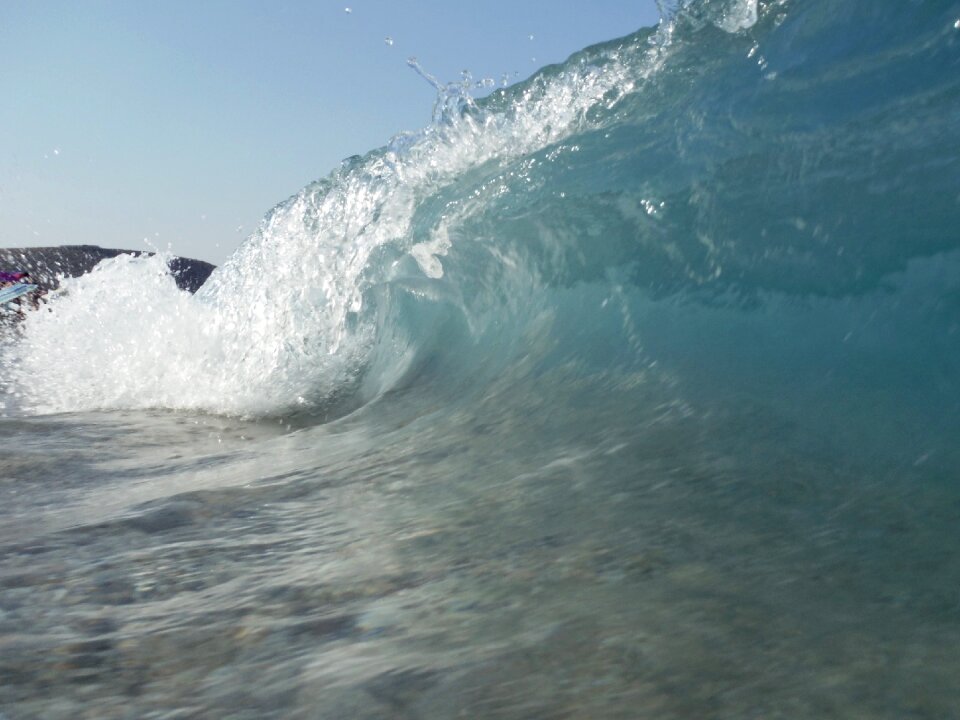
[0,272,29,283]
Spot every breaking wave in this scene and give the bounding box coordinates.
[4,0,959,466]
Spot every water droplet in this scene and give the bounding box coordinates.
[343,6,352,13]
[954,18,960,29]
[384,36,393,46]
[528,34,535,41]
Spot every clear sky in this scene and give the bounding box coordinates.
[1,1,660,265]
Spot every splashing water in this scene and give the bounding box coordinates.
[7,2,671,417]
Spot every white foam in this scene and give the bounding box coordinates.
[10,4,728,417]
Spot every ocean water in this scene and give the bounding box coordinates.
[2,0,960,717]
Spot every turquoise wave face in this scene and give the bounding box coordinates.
[348,0,960,464]
[7,0,960,469]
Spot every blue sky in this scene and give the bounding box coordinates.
[1,1,659,264]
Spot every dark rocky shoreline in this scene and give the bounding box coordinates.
[0,245,215,294]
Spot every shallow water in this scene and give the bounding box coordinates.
[3,0,960,717]
[3,365,960,718]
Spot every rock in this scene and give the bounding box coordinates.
[0,245,215,294]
